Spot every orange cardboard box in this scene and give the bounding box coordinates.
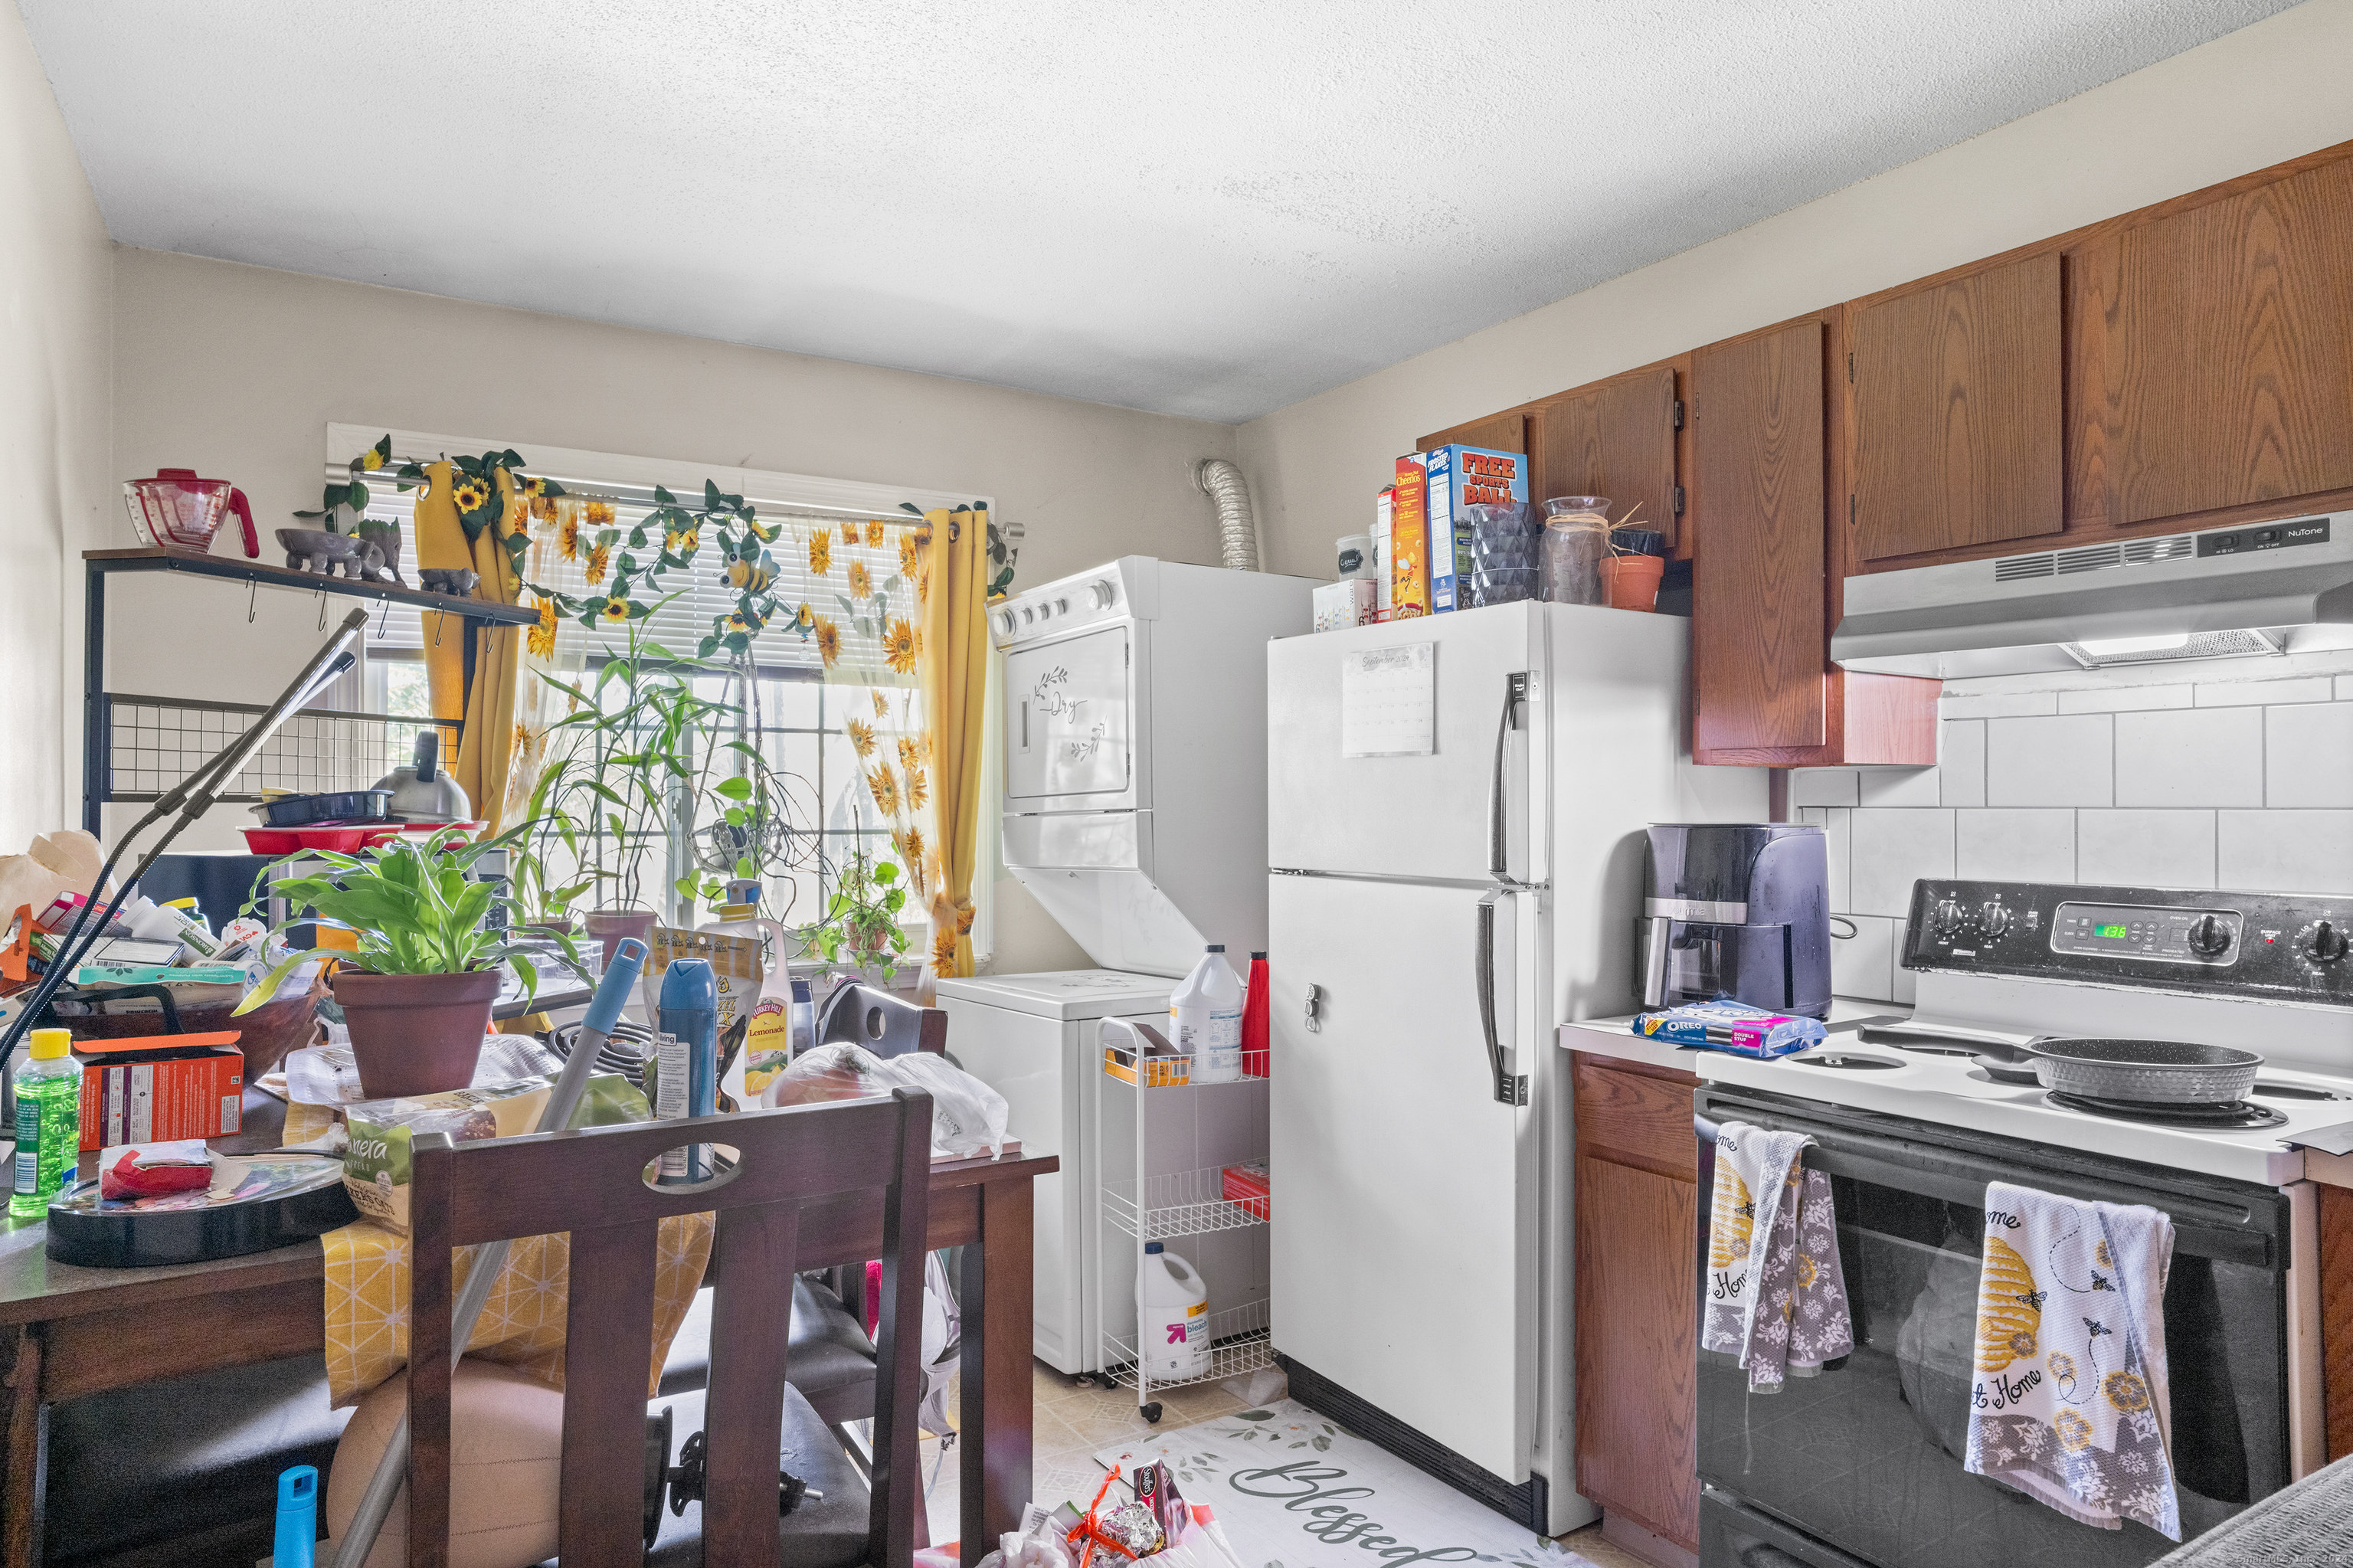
[72,1032,244,1151]
[1389,455,1430,617]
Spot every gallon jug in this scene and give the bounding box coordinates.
[1169,944,1244,1084]
[701,879,795,1105]
[1137,1242,1210,1379]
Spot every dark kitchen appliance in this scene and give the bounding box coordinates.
[1695,1085,2294,1568]
[1639,823,1831,1019]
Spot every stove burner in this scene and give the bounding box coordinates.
[2047,1092,2288,1129]
[2252,1081,2353,1102]
[1791,1052,1904,1072]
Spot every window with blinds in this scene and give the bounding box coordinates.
[329,436,989,953]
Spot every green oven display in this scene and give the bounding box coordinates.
[2096,923,2130,940]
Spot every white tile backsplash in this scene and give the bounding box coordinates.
[1818,666,2349,1000]
[2195,675,2337,707]
[1987,715,2114,806]
[2057,683,2192,714]
[1939,720,1986,807]
[1848,809,1953,917]
[1789,769,1859,807]
[1955,809,2076,882]
[2113,708,2265,807]
[2265,702,2353,808]
[1860,766,1942,807]
[2076,810,2217,889]
[2217,811,2353,893]
[1941,692,2060,720]
[1831,914,1896,1003]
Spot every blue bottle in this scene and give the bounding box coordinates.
[273,1465,318,1568]
[658,958,718,1180]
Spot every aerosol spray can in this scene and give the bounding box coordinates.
[655,958,718,1183]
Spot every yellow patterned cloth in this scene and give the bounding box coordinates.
[321,1213,712,1409]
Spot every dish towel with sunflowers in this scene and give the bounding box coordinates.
[1701,1121,1854,1393]
[1964,1180,2178,1538]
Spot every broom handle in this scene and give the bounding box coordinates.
[332,939,647,1568]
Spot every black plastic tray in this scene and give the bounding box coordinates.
[44,1162,357,1268]
[254,790,392,828]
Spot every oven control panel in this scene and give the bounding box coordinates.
[1903,879,2351,1002]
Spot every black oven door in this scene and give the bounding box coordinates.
[1694,1086,2290,1568]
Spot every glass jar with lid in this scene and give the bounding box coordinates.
[1540,496,1611,606]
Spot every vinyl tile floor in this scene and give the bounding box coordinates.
[913,1361,1657,1568]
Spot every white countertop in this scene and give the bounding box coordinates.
[1558,997,1909,1077]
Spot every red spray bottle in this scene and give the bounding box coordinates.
[1242,950,1270,1077]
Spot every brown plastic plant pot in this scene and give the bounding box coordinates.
[583,908,658,968]
[331,967,500,1098]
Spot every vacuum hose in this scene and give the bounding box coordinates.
[1196,459,1259,571]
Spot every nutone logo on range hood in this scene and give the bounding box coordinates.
[1831,512,2353,679]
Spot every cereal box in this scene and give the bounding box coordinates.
[1422,445,1531,612]
[1389,456,1431,617]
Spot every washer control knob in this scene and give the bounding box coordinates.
[1089,580,1116,610]
[1980,902,2011,939]
[996,610,1018,637]
[2301,920,2349,965]
[2188,914,2234,957]
[1930,899,1966,941]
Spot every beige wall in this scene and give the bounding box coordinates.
[107,249,1229,970]
[1,4,111,849]
[1236,0,2353,577]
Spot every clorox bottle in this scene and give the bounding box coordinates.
[1138,1242,1211,1379]
[1169,944,1244,1083]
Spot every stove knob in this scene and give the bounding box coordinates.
[2302,920,2350,965]
[1930,899,1965,941]
[1980,902,2011,939]
[2188,914,2234,957]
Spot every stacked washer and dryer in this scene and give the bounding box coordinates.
[936,556,1314,1375]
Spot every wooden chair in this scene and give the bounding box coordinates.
[816,983,948,1060]
[405,1088,933,1568]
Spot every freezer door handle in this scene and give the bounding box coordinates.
[1476,891,1527,1106]
[1487,672,1527,882]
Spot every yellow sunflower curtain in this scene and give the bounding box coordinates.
[416,462,529,833]
[803,509,984,994]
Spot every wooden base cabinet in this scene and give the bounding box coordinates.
[1572,1052,1701,1563]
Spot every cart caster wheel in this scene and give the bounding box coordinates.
[1141,1403,1163,1424]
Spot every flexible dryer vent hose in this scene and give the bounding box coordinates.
[1196,459,1260,571]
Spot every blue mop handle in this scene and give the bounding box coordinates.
[273,1465,317,1568]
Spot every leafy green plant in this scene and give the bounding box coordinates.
[800,847,910,978]
[231,826,583,1013]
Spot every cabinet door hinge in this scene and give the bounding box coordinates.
[1849,494,1857,528]
[1674,485,1686,516]
[1847,353,1854,384]
[1672,399,1684,430]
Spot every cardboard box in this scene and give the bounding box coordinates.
[1372,488,1394,616]
[1313,578,1377,633]
[1221,1160,1270,1221]
[73,1032,244,1151]
[1389,456,1431,617]
[1422,445,1532,613]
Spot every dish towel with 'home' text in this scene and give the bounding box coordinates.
[1701,1121,1854,1393]
[1965,1180,2180,1538]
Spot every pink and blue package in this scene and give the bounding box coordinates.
[1632,999,1828,1059]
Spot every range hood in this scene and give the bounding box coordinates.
[1832,511,2353,678]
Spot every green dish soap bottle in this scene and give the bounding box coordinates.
[11,1029,81,1221]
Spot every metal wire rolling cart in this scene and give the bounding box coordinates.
[81,547,538,832]
[1097,1017,1271,1423]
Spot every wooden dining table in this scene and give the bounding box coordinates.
[0,1088,1052,1568]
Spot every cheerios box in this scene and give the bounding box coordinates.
[1421,445,1530,611]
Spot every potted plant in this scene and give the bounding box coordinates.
[234,826,581,1098]
[800,846,911,984]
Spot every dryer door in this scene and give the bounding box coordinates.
[1005,623,1133,806]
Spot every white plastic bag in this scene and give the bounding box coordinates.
[875,1051,1010,1157]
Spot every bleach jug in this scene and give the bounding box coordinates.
[1137,1242,1211,1379]
[1169,944,1243,1084]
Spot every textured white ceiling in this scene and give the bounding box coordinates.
[21,1,2293,422]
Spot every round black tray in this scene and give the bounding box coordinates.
[44,1163,358,1268]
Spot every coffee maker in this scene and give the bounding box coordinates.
[1639,823,1831,1020]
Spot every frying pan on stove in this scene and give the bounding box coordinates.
[2022,1036,2263,1103]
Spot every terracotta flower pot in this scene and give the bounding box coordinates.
[1601,554,1664,612]
[584,908,658,967]
[332,967,500,1099]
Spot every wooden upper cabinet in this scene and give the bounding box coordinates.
[2071,155,2353,529]
[1532,366,1680,550]
[1851,252,2063,562]
[1417,410,1526,456]
[1690,320,1828,756]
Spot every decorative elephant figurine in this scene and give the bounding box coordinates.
[418,567,480,596]
[278,526,405,587]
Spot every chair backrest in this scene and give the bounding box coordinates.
[817,981,947,1059]
[405,1089,934,1568]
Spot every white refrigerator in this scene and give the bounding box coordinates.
[1265,601,1761,1535]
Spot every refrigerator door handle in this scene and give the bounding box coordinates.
[1476,890,1527,1106]
[1487,672,1528,882]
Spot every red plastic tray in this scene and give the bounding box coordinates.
[241,820,485,855]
